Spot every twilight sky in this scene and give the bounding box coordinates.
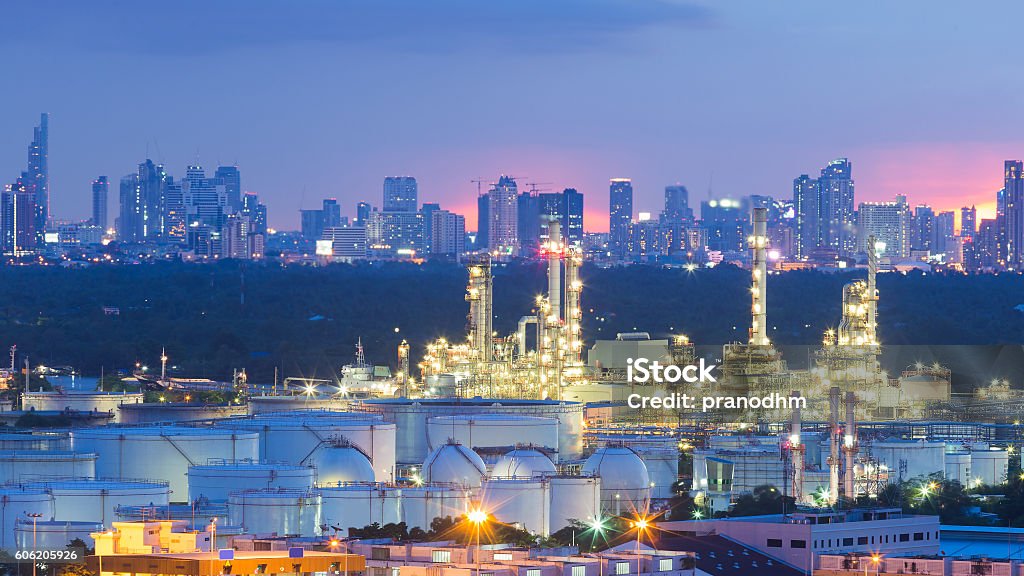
[2,0,1021,231]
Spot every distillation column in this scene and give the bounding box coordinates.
[790,390,805,504]
[547,219,562,323]
[564,244,583,366]
[843,391,858,500]
[866,234,878,346]
[827,386,841,506]
[748,207,769,346]
[465,256,493,362]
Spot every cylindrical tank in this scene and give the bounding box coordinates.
[426,415,559,456]
[27,479,169,526]
[634,447,680,499]
[119,403,248,424]
[227,489,321,537]
[548,475,600,534]
[71,427,260,498]
[944,451,971,486]
[320,483,400,531]
[22,392,144,423]
[312,444,376,485]
[971,448,1008,486]
[870,440,945,482]
[247,397,351,414]
[216,417,396,482]
[581,445,651,515]
[489,448,556,479]
[353,398,584,464]
[421,441,486,488]
[480,478,550,536]
[398,485,470,531]
[0,451,97,484]
[0,432,69,451]
[188,462,316,502]
[0,488,55,551]
[15,520,103,549]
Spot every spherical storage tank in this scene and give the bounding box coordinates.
[480,478,550,536]
[188,461,316,502]
[16,520,103,550]
[490,448,556,479]
[216,416,396,483]
[0,488,55,551]
[421,441,486,488]
[582,445,650,515]
[228,488,321,537]
[26,479,169,526]
[971,448,1008,486]
[548,475,600,535]
[353,398,583,464]
[71,427,259,497]
[945,452,971,485]
[398,485,470,530]
[320,483,400,532]
[870,440,945,481]
[426,415,559,457]
[0,451,97,484]
[634,447,680,499]
[312,442,376,485]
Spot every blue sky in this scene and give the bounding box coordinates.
[2,0,1021,230]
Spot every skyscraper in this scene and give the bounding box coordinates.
[911,205,934,252]
[136,159,167,239]
[421,202,440,253]
[488,175,518,254]
[517,187,584,251]
[476,193,489,250]
[817,158,856,256]
[857,195,911,258]
[431,209,466,259]
[322,198,342,229]
[242,192,268,235]
[92,176,109,230]
[960,206,977,239]
[383,176,418,212]
[661,185,692,223]
[792,174,819,259]
[215,166,242,212]
[1003,160,1023,268]
[933,211,956,256]
[25,113,48,243]
[1,179,36,255]
[609,178,633,257]
[118,173,144,242]
[183,165,227,230]
[356,202,372,227]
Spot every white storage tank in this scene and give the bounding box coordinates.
[398,485,470,530]
[320,483,400,531]
[71,426,259,497]
[247,396,351,414]
[27,479,169,526]
[426,415,559,456]
[944,451,971,486]
[188,461,316,502]
[119,403,248,424]
[548,475,600,534]
[22,391,143,423]
[217,417,396,483]
[480,478,550,536]
[421,441,486,488]
[490,448,556,479]
[870,440,945,482]
[971,448,1008,486]
[0,488,55,551]
[634,447,680,499]
[312,443,376,485]
[0,432,68,451]
[582,445,651,515]
[0,451,97,483]
[353,398,584,464]
[228,488,321,537]
[15,520,103,549]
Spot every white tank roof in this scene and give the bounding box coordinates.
[490,448,556,479]
[314,444,376,485]
[581,445,650,491]
[421,441,486,488]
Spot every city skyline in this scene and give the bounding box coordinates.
[3,1,1021,231]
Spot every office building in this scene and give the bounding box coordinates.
[662,185,693,223]
[241,192,268,235]
[793,174,819,259]
[857,195,911,258]
[609,178,633,256]
[24,113,48,243]
[911,205,934,252]
[933,211,956,257]
[818,158,857,256]
[430,209,466,259]
[1,179,36,255]
[367,210,424,256]
[383,176,418,212]
[92,176,109,230]
[356,202,372,226]
[421,202,441,253]
[960,205,976,239]
[1003,160,1023,268]
[517,187,584,251]
[214,165,241,212]
[183,165,228,230]
[320,226,368,262]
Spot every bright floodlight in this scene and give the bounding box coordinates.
[467,509,487,524]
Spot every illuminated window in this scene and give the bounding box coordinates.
[571,565,587,576]
[616,562,630,575]
[659,559,673,572]
[432,550,451,563]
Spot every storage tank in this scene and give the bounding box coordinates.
[870,440,945,482]
[227,489,321,537]
[634,447,680,499]
[320,483,400,531]
[970,448,1008,486]
[581,445,650,515]
[15,520,103,549]
[353,398,584,464]
[490,448,556,479]
[71,427,259,497]
[426,415,559,456]
[548,475,600,534]
[480,478,549,536]
[0,451,97,483]
[944,451,971,486]
[311,442,376,485]
[26,479,169,526]
[0,432,68,451]
[247,396,351,414]
[421,441,486,488]
[119,402,248,424]
[216,417,396,482]
[188,461,316,502]
[0,488,55,550]
[398,485,470,530]
[22,391,143,423]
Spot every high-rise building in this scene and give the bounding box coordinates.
[792,174,819,259]
[322,198,342,229]
[911,205,934,252]
[215,166,241,212]
[701,198,745,253]
[321,226,367,262]
[933,211,956,256]
[117,173,144,242]
[183,165,227,230]
[241,192,268,235]
[356,202,372,227]
[430,209,466,259]
[92,176,109,230]
[25,113,48,243]
[661,185,692,224]
[609,178,633,257]
[960,206,977,239]
[976,218,999,269]
[421,202,441,254]
[1,179,36,255]
[138,160,168,239]
[1003,160,1024,268]
[517,188,584,251]
[221,213,253,259]
[383,176,418,212]
[367,210,424,256]
[487,175,518,254]
[817,158,856,256]
[301,209,326,240]
[857,195,911,258]
[476,193,489,251]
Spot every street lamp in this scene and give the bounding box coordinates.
[467,509,488,576]
[26,512,43,576]
[631,516,652,576]
[863,554,881,576]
